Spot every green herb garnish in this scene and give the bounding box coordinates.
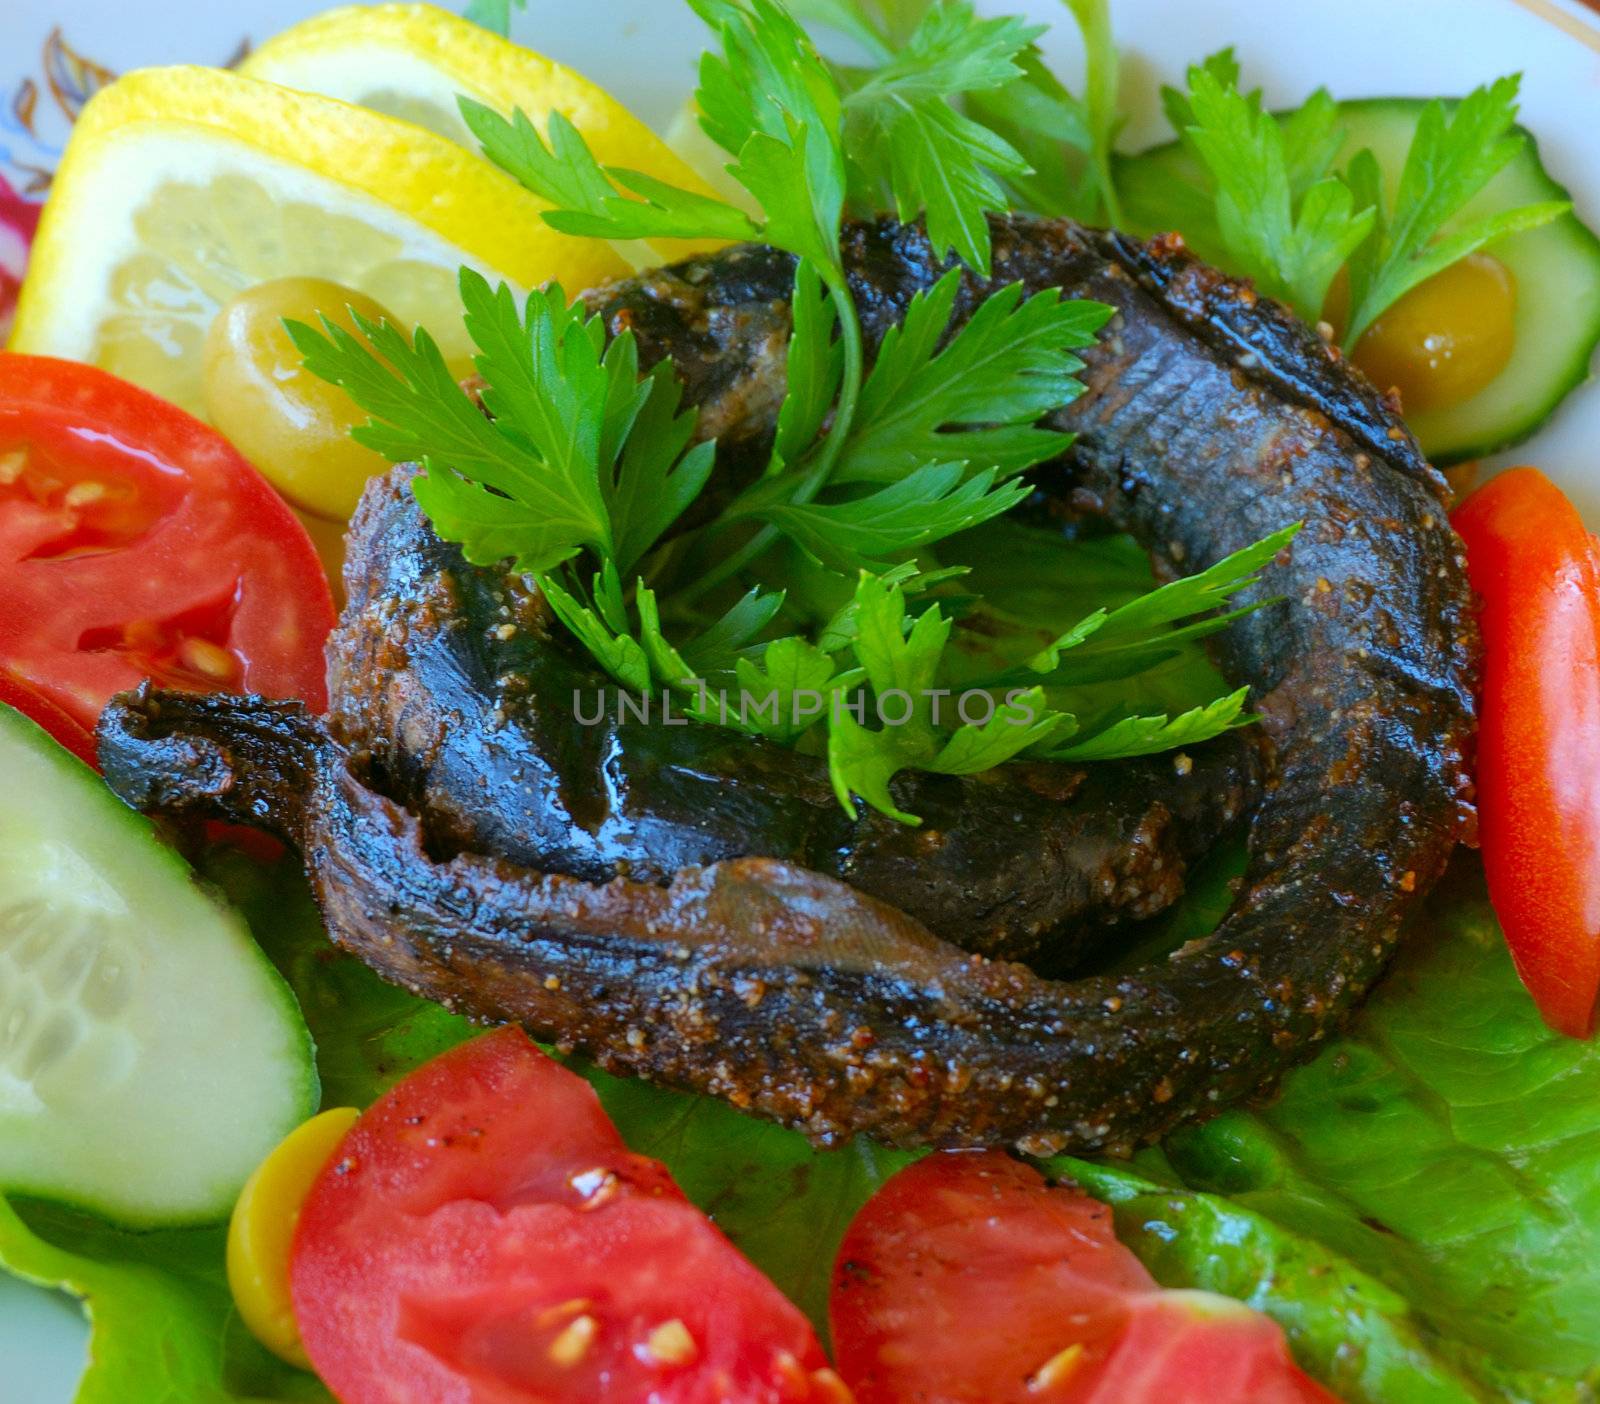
[791,0,1124,232]
[1338,76,1569,347]
[1145,53,1568,331]
[1170,59,1373,321]
[295,0,1287,825]
[828,3,1044,272]
[462,0,528,38]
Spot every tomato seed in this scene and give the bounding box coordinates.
[639,1318,698,1367]
[177,637,237,682]
[811,1367,856,1402]
[62,481,107,508]
[1027,1342,1085,1392]
[547,1313,598,1368]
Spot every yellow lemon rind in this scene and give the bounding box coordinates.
[10,64,627,362]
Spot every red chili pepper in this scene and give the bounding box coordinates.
[1453,467,1600,1038]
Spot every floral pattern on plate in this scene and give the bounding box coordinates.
[0,27,118,336]
[3,27,116,199]
[0,27,249,337]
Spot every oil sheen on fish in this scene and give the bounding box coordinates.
[99,214,1477,1154]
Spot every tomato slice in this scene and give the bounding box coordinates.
[1453,467,1600,1037]
[0,672,97,766]
[830,1152,1336,1404]
[291,1028,844,1404]
[0,354,334,728]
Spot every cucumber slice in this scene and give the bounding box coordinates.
[1118,98,1600,464]
[0,705,316,1226]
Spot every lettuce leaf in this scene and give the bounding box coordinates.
[4,849,1598,1404]
[1148,863,1600,1402]
[215,851,473,1108]
[1057,1154,1498,1404]
[0,1197,329,1404]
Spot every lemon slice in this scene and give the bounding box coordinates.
[240,3,727,260]
[8,64,627,419]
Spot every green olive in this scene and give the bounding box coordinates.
[1350,252,1517,414]
[203,277,395,521]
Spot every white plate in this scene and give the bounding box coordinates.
[2,1,1598,1398]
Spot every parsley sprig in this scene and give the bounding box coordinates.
[818,539,1283,822]
[1131,52,1568,333]
[1339,76,1569,347]
[462,0,527,37]
[831,4,1044,271]
[296,0,1292,826]
[288,274,717,697]
[1172,58,1372,321]
[463,0,1110,603]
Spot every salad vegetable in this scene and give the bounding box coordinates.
[1070,863,1600,1404]
[0,707,316,1226]
[0,1196,331,1404]
[0,354,336,729]
[297,0,1287,825]
[1452,467,1600,1038]
[0,851,473,1404]
[830,1149,1335,1403]
[2,1,1600,1401]
[1122,89,1600,463]
[204,279,401,523]
[1348,252,1516,415]
[228,1107,361,1368]
[290,1027,846,1403]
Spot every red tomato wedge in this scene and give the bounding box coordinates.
[1453,467,1600,1038]
[830,1152,1336,1404]
[291,1028,847,1404]
[0,354,334,729]
[0,672,96,766]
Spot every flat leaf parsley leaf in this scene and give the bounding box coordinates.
[802,0,1123,233]
[1023,524,1299,683]
[1177,64,1372,321]
[461,103,760,246]
[1340,75,1569,347]
[288,269,715,647]
[753,462,1032,572]
[820,536,1279,822]
[297,0,1295,827]
[837,2,1042,272]
[834,269,1111,484]
[1137,54,1567,334]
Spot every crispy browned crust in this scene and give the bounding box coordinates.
[100,214,1477,1153]
[316,467,1259,968]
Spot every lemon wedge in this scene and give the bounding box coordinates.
[8,64,627,418]
[240,3,727,260]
